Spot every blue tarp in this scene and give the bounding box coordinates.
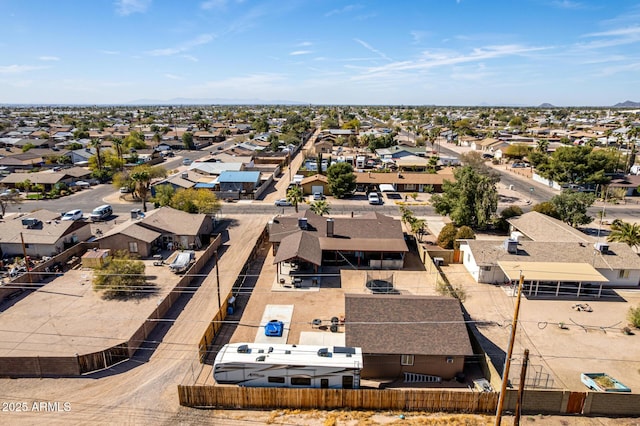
[264,320,284,337]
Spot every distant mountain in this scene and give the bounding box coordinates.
[538,103,555,108]
[126,97,307,106]
[613,100,640,108]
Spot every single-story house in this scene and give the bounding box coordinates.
[97,207,213,256]
[314,139,333,155]
[0,210,92,257]
[345,294,473,380]
[0,152,45,171]
[458,212,640,295]
[269,211,408,271]
[217,171,261,195]
[355,171,454,193]
[300,174,329,195]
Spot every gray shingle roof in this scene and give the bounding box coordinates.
[345,294,473,356]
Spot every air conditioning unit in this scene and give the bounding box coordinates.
[594,242,609,253]
[503,238,518,254]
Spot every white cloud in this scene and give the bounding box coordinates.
[181,54,199,62]
[38,56,60,61]
[410,30,428,44]
[100,50,120,55]
[297,41,312,47]
[290,50,312,56]
[325,4,362,17]
[115,0,151,16]
[0,64,48,74]
[585,26,640,38]
[550,0,585,9]
[354,38,392,61]
[353,44,548,80]
[164,73,183,80]
[148,34,215,56]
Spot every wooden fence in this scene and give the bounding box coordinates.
[197,225,269,362]
[177,385,640,416]
[0,236,222,377]
[178,386,499,412]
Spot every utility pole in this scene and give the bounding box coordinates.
[20,232,32,284]
[514,349,530,426]
[214,250,221,311]
[495,273,525,426]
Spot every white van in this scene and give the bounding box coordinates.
[90,204,113,221]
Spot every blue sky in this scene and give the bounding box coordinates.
[1,0,639,106]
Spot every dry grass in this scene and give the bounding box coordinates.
[261,409,493,425]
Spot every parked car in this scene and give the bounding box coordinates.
[182,158,193,166]
[74,181,90,188]
[274,198,292,206]
[169,250,196,274]
[90,204,113,221]
[368,193,382,205]
[120,186,132,193]
[61,209,83,221]
[312,192,325,201]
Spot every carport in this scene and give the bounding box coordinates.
[498,261,609,298]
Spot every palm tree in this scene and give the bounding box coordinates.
[286,186,304,213]
[536,139,549,153]
[131,165,167,212]
[111,137,124,168]
[309,200,331,216]
[608,220,640,252]
[90,138,103,172]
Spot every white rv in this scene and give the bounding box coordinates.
[213,342,363,389]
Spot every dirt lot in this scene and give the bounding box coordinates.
[0,258,181,356]
[446,263,640,392]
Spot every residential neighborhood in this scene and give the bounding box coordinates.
[1,103,640,424]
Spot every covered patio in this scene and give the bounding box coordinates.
[498,261,609,298]
[273,231,322,288]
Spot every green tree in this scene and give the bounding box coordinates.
[326,162,356,199]
[152,184,175,207]
[93,252,148,299]
[90,138,103,172]
[437,223,458,249]
[286,185,304,213]
[549,190,595,227]
[182,132,195,150]
[111,137,125,168]
[503,143,531,160]
[607,221,640,252]
[454,225,476,248]
[310,200,331,216]
[21,143,35,153]
[431,166,498,229]
[130,165,167,212]
[252,117,270,133]
[532,201,560,219]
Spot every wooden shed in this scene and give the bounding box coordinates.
[81,249,111,268]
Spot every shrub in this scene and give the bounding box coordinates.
[437,223,458,249]
[629,305,640,328]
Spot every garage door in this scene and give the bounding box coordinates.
[312,185,324,195]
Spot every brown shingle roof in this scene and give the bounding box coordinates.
[269,211,407,253]
[139,206,208,236]
[507,211,593,243]
[355,172,454,185]
[345,294,473,356]
[273,231,322,265]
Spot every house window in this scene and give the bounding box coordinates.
[268,376,285,384]
[291,376,311,386]
[401,354,414,366]
[128,242,138,253]
[405,184,416,190]
[619,269,630,279]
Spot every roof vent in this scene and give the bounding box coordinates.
[504,238,518,254]
[317,348,331,358]
[181,172,189,179]
[594,242,609,253]
[237,344,249,353]
[298,218,308,230]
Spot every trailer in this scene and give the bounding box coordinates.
[214,342,363,388]
[581,373,631,392]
